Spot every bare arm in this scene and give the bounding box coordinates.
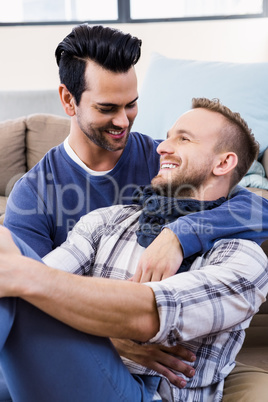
[0,227,159,342]
[1,226,195,388]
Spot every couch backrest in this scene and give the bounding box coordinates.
[0,113,70,197]
[0,116,26,196]
[26,114,70,170]
[0,90,66,121]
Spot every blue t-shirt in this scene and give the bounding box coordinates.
[5,133,160,257]
[11,231,42,262]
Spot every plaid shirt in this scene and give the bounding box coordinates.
[44,205,268,402]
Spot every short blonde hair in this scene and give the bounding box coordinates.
[192,97,259,188]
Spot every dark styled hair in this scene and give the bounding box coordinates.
[192,97,259,188]
[55,24,142,105]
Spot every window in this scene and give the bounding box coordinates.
[0,0,118,23]
[130,0,264,20]
[0,0,266,25]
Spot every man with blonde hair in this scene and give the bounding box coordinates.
[0,99,267,401]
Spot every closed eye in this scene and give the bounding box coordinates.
[98,108,114,113]
[181,136,190,142]
[126,102,137,109]
[96,105,116,113]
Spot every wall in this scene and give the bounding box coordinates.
[0,17,268,91]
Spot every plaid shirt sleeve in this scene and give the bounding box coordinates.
[145,239,268,345]
[43,204,141,276]
[43,207,116,275]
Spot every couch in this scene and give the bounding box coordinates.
[0,55,268,372]
[0,90,66,122]
[0,89,67,218]
[0,113,70,217]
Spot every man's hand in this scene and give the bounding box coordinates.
[111,338,195,388]
[131,228,183,283]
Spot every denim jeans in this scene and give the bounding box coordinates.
[0,365,11,402]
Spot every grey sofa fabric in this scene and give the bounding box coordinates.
[0,90,66,121]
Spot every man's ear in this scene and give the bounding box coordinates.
[213,152,238,177]
[58,84,76,117]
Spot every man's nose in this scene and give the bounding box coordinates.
[112,109,129,128]
[156,137,175,155]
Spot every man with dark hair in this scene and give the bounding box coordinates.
[0,100,267,401]
[5,24,148,258]
[3,23,268,400]
[55,25,142,105]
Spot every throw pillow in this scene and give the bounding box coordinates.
[133,53,268,155]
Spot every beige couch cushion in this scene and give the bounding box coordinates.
[0,198,7,217]
[26,114,70,170]
[0,117,27,196]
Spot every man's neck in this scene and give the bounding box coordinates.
[186,179,230,202]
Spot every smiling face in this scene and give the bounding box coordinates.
[74,60,138,153]
[151,108,226,198]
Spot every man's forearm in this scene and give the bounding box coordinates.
[167,188,268,258]
[1,254,159,342]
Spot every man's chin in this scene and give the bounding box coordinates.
[151,175,164,188]
[151,177,171,197]
[151,178,197,199]
[105,134,130,152]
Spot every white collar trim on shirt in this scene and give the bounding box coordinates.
[63,136,112,176]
